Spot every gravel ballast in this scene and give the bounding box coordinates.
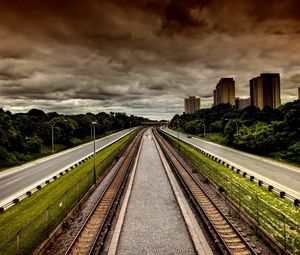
[116,131,196,255]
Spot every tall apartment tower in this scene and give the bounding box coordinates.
[250,73,281,109]
[213,78,235,106]
[184,96,200,114]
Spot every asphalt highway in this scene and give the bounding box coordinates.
[0,128,134,205]
[164,127,300,198]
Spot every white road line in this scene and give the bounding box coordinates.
[40,164,52,170]
[62,155,72,160]
[4,177,22,186]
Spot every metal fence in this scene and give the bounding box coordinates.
[0,132,136,255]
[160,131,300,255]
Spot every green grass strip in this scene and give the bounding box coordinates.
[160,130,300,254]
[0,131,136,255]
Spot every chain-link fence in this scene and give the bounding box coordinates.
[0,132,136,255]
[160,131,300,254]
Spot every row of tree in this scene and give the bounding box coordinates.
[170,100,300,164]
[0,108,149,169]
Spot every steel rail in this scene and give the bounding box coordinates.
[64,130,144,255]
[154,128,257,255]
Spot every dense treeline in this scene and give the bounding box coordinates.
[0,108,149,169]
[170,100,300,164]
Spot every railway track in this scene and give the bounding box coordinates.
[154,128,257,255]
[64,130,143,255]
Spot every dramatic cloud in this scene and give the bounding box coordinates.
[0,0,300,119]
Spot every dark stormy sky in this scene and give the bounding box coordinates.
[0,0,300,120]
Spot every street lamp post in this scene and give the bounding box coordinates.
[203,111,206,138]
[51,119,67,153]
[90,123,93,140]
[225,118,239,134]
[92,121,97,184]
[51,124,55,153]
[177,121,180,150]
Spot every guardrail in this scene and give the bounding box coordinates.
[0,129,136,213]
[163,129,300,206]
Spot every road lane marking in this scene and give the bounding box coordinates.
[4,177,22,186]
[40,164,52,170]
[62,155,72,160]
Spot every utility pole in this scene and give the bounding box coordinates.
[235,120,239,134]
[51,125,54,153]
[51,119,67,153]
[90,123,93,140]
[225,118,239,135]
[203,111,206,138]
[92,121,97,184]
[177,121,180,150]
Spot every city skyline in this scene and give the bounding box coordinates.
[186,73,282,111]
[0,1,300,120]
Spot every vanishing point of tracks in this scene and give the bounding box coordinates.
[64,127,257,255]
[64,131,143,255]
[154,129,257,255]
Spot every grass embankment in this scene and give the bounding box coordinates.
[203,132,227,144]
[161,131,300,254]
[0,131,136,255]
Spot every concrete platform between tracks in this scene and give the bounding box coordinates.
[108,129,213,255]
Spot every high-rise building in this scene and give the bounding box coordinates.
[213,90,217,106]
[250,77,263,109]
[235,97,251,109]
[184,96,200,114]
[213,78,235,106]
[250,73,281,109]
